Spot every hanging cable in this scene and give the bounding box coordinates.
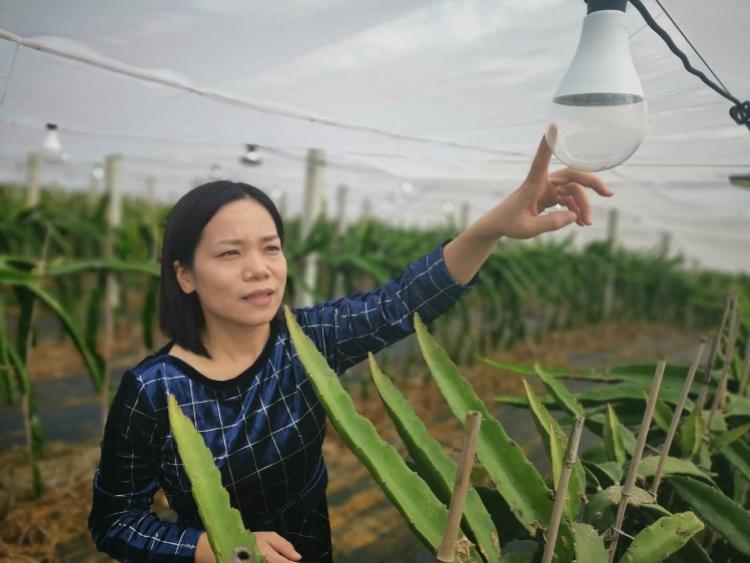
[626,0,750,130]
[652,0,729,94]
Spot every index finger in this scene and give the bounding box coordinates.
[527,134,553,184]
[551,168,613,197]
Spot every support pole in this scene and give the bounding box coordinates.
[360,197,373,221]
[335,184,348,232]
[696,295,735,412]
[436,412,482,563]
[707,307,739,430]
[608,360,666,562]
[542,416,585,563]
[658,231,671,257]
[298,148,326,307]
[459,202,470,231]
[102,154,122,426]
[25,152,40,208]
[602,208,618,320]
[650,338,706,495]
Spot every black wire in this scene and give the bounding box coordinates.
[652,0,730,95]
[627,0,738,105]
[627,0,749,129]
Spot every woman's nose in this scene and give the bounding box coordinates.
[242,254,270,279]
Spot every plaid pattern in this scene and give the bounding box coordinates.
[88,242,477,562]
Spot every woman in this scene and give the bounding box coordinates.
[88,137,611,562]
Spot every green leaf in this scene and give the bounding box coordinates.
[533,363,583,417]
[521,380,585,522]
[720,439,750,481]
[603,404,626,465]
[618,512,703,563]
[668,475,750,555]
[636,456,712,483]
[495,387,689,411]
[10,281,103,391]
[285,308,479,560]
[726,395,750,417]
[475,486,532,543]
[414,314,554,539]
[572,522,608,563]
[167,395,261,563]
[481,358,568,377]
[713,422,750,450]
[582,460,623,487]
[141,275,160,349]
[583,486,663,534]
[642,388,673,434]
[369,355,500,562]
[677,408,704,458]
[607,364,709,393]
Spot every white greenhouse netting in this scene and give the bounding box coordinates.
[0,0,748,271]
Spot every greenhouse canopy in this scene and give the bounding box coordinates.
[0,0,748,271]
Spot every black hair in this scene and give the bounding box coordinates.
[158,181,285,358]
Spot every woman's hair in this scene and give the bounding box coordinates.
[158,181,285,358]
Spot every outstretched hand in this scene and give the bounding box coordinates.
[493,135,613,239]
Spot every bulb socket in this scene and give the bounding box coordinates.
[586,0,628,13]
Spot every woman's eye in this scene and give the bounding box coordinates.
[266,245,281,252]
[220,250,239,257]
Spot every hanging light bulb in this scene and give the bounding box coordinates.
[546,0,647,172]
[400,181,414,195]
[209,164,223,180]
[91,163,104,181]
[240,144,262,165]
[270,186,284,201]
[41,123,63,161]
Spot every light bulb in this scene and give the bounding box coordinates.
[401,181,414,194]
[209,164,222,180]
[240,144,262,165]
[41,123,63,161]
[91,163,104,180]
[546,0,647,172]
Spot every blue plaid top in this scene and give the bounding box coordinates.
[88,242,477,562]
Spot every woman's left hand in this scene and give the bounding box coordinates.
[488,135,613,240]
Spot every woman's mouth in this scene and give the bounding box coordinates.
[242,289,274,306]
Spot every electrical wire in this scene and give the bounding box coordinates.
[0,28,524,159]
[652,0,730,94]
[627,0,750,129]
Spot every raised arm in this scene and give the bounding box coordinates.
[443,135,613,285]
[294,241,475,374]
[88,371,203,562]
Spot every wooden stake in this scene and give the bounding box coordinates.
[608,360,666,563]
[650,338,707,496]
[695,295,735,412]
[436,411,482,563]
[297,148,326,308]
[707,306,740,432]
[739,335,750,397]
[541,415,585,563]
[101,154,122,426]
[25,151,40,208]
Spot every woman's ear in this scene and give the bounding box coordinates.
[173,260,195,294]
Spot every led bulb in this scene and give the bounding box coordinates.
[41,123,63,160]
[546,2,647,171]
[240,144,262,165]
[209,164,222,180]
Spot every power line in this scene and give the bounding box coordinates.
[0,28,524,159]
[652,0,730,95]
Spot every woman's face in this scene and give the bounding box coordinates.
[174,198,287,331]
